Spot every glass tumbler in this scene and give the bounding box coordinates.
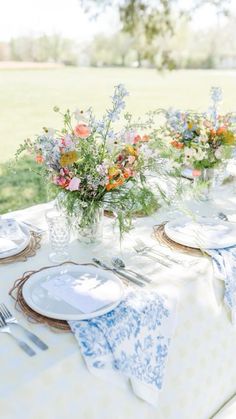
[45,209,70,263]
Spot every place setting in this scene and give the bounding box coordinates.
[0,218,42,265]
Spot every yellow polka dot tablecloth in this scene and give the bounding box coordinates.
[0,182,236,419]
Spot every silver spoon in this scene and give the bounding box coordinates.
[92,258,145,287]
[112,257,151,284]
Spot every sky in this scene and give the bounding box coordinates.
[0,0,236,42]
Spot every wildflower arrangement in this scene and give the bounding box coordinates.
[152,88,236,174]
[17,84,158,237]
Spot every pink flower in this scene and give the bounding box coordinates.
[67,177,81,191]
[60,135,74,148]
[192,170,201,177]
[74,124,91,139]
[133,135,142,144]
[53,176,69,188]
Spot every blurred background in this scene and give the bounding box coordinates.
[0,0,236,213]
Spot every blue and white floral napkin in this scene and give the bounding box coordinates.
[69,289,177,406]
[207,247,236,324]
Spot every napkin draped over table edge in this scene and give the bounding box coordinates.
[69,288,178,406]
[207,246,236,325]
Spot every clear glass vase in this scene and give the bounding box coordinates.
[193,168,216,201]
[73,204,104,244]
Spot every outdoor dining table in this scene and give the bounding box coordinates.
[0,182,236,419]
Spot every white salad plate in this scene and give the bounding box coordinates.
[0,219,30,259]
[164,217,236,250]
[22,263,124,321]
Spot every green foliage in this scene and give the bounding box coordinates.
[0,156,50,214]
[9,34,77,65]
[79,0,231,69]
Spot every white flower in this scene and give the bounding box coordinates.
[184,147,197,159]
[198,135,208,143]
[74,108,89,123]
[195,149,206,161]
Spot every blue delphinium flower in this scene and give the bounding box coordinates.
[211,86,223,104]
[107,84,129,122]
[210,86,223,129]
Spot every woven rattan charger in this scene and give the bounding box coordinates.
[153,222,202,257]
[0,231,42,265]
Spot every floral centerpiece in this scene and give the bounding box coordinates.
[152,88,236,175]
[17,84,158,242]
[149,87,236,201]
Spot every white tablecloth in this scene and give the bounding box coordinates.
[1,182,236,419]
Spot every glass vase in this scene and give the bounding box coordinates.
[73,204,104,244]
[193,168,216,201]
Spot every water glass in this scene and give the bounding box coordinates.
[45,209,70,263]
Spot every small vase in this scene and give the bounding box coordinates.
[74,204,104,244]
[193,168,216,201]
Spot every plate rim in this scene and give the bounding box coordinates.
[22,263,124,321]
[0,220,30,259]
[164,216,236,250]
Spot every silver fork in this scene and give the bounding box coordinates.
[135,239,183,265]
[0,304,48,351]
[133,243,171,268]
[0,314,36,357]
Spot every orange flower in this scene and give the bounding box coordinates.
[123,168,133,179]
[171,141,184,149]
[35,155,44,164]
[216,126,226,135]
[142,134,149,142]
[133,134,149,144]
[74,124,91,139]
[106,177,125,191]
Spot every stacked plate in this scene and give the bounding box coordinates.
[22,264,124,321]
[164,217,236,250]
[0,218,30,260]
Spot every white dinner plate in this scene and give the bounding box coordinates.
[0,220,30,259]
[164,217,236,249]
[22,263,124,320]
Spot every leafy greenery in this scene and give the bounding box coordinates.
[79,0,230,69]
[0,156,50,214]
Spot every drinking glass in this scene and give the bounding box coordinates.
[45,209,70,263]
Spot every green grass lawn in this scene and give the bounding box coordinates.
[1,67,236,213]
[1,67,236,162]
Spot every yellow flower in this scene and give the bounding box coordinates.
[222,131,235,145]
[108,166,120,178]
[125,145,138,157]
[60,151,78,167]
[187,122,193,130]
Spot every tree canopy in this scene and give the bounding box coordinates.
[79,0,231,69]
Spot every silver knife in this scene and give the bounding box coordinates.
[92,258,145,287]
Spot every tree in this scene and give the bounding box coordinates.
[79,0,231,69]
[9,35,78,65]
